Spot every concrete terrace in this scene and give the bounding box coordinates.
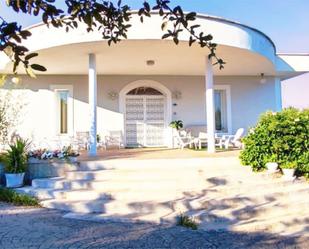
[77,148,241,161]
[17,150,309,238]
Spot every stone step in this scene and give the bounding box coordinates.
[198,209,309,237]
[17,187,113,201]
[227,212,309,237]
[189,181,308,209]
[64,167,285,183]
[32,177,65,189]
[63,211,172,224]
[41,199,173,217]
[22,180,308,205]
[65,170,206,181]
[16,187,64,200]
[31,174,304,198]
[78,158,243,171]
[199,198,309,226]
[20,187,181,202]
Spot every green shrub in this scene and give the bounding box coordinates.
[240,108,309,173]
[0,187,39,206]
[281,161,297,169]
[177,214,198,230]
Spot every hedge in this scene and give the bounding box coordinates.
[240,108,309,176]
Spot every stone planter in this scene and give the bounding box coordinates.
[282,168,296,180]
[5,173,25,188]
[266,162,278,173]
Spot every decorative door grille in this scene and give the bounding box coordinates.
[125,96,165,147]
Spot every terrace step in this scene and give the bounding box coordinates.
[30,173,299,195]
[77,157,243,171]
[19,179,308,206]
[22,157,309,237]
[17,187,113,201]
[197,207,309,237]
[41,199,173,220]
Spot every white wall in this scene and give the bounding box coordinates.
[4,74,279,143]
[282,73,309,109]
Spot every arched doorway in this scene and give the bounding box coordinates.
[119,80,172,147]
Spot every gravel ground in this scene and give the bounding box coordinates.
[0,202,308,249]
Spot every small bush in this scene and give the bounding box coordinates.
[0,187,39,206]
[177,214,198,230]
[240,108,309,173]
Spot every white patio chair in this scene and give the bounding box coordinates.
[197,132,208,149]
[186,125,207,138]
[219,128,245,149]
[174,130,195,150]
[197,132,222,149]
[75,131,90,150]
[105,130,123,149]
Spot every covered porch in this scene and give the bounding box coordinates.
[2,13,302,155]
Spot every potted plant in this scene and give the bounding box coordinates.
[281,161,297,179]
[169,120,183,130]
[63,145,79,163]
[1,138,29,188]
[265,154,278,173]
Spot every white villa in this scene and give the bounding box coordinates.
[1,13,309,155]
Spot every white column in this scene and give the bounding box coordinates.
[88,53,97,156]
[274,77,282,112]
[205,56,216,153]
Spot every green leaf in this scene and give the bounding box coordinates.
[25,53,38,61]
[30,64,47,72]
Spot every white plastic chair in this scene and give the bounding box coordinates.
[75,131,90,150]
[105,131,123,149]
[220,128,245,149]
[174,130,195,149]
[197,132,208,149]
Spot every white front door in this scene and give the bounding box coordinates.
[125,95,165,147]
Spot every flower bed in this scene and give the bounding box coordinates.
[28,145,79,161]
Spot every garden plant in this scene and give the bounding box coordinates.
[240,108,309,178]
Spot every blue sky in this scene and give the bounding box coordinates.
[1,0,308,53]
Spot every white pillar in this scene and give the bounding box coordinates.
[88,53,97,156]
[274,77,282,112]
[205,56,216,153]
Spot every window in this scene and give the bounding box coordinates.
[127,87,163,96]
[214,89,228,132]
[58,90,69,134]
[50,85,73,135]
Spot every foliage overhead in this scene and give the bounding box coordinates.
[240,108,309,177]
[1,0,225,77]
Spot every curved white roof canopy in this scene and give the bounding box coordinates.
[0,13,307,78]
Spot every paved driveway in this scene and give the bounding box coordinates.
[0,203,307,249]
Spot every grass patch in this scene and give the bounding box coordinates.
[177,214,198,230]
[0,187,39,206]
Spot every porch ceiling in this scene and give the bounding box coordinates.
[3,40,276,76]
